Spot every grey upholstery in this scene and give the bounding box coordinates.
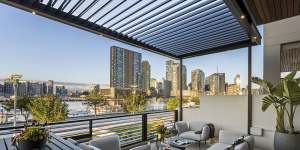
[89,134,151,150]
[78,143,95,150]
[129,144,151,150]
[208,130,255,150]
[90,134,120,150]
[218,130,243,144]
[175,121,210,142]
[67,138,101,150]
[175,121,189,135]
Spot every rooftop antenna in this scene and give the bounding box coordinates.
[216,66,219,73]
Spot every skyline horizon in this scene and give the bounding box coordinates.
[0,4,263,89]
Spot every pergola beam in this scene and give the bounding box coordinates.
[178,40,253,59]
[224,0,261,44]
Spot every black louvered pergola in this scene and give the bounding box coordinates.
[1,0,260,59]
[0,0,262,133]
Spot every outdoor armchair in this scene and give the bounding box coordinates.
[89,134,150,150]
[208,130,254,150]
[175,121,211,142]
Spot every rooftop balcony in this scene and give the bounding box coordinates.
[0,0,300,150]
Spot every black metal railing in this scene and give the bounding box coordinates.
[0,110,178,147]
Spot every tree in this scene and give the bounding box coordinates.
[2,99,14,112]
[29,95,68,123]
[17,96,33,124]
[2,96,32,124]
[166,98,179,110]
[123,93,145,113]
[86,88,106,116]
[191,97,200,105]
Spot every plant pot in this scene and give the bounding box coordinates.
[274,132,300,150]
[17,139,46,150]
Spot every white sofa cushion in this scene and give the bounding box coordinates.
[219,130,244,145]
[189,121,207,131]
[175,121,189,134]
[90,134,120,150]
[208,143,231,150]
[179,131,201,141]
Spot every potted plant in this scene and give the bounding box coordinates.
[252,71,300,150]
[156,122,168,142]
[12,123,48,150]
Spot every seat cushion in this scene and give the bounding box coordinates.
[90,134,120,150]
[207,143,231,150]
[189,121,207,131]
[234,142,250,150]
[129,144,151,150]
[175,121,189,134]
[78,143,95,150]
[179,131,201,141]
[244,136,254,150]
[219,130,244,144]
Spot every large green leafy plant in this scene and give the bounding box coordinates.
[252,71,300,134]
[29,95,68,123]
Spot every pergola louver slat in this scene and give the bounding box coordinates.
[93,0,127,24]
[153,24,244,49]
[139,5,229,42]
[77,0,100,18]
[0,0,261,59]
[130,0,220,38]
[101,0,143,27]
[116,0,180,33]
[107,0,157,29]
[86,0,113,21]
[148,15,237,46]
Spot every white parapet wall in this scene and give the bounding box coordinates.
[183,95,300,150]
[183,95,248,136]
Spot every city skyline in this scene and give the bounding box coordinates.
[0,4,263,88]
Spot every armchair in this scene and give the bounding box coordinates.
[175,121,211,142]
[89,134,150,150]
[208,130,254,150]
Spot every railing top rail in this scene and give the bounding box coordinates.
[0,110,175,131]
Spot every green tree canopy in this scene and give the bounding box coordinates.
[191,97,200,105]
[167,98,179,110]
[2,96,33,124]
[86,88,106,116]
[123,93,145,113]
[17,96,33,124]
[29,95,68,123]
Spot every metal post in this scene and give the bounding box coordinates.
[89,120,93,137]
[142,114,147,141]
[10,74,22,129]
[174,110,178,122]
[13,83,17,128]
[248,46,252,134]
[179,59,183,121]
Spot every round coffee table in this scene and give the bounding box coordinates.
[155,137,197,150]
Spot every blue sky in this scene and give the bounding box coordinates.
[0,3,263,88]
